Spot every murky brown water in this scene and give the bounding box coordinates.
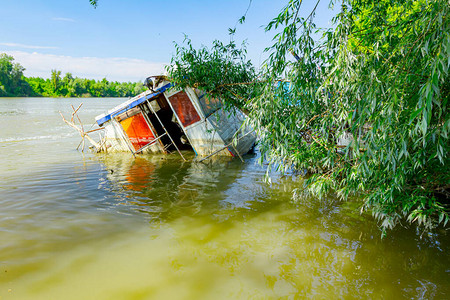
[0,98,449,299]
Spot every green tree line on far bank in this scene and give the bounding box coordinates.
[0,53,146,97]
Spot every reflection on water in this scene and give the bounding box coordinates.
[98,153,256,222]
[0,98,449,299]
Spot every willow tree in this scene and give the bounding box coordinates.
[167,0,449,233]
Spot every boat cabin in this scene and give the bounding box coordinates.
[95,78,256,159]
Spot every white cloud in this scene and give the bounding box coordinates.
[1,50,167,82]
[52,17,75,22]
[0,43,58,50]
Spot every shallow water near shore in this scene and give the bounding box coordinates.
[0,97,449,299]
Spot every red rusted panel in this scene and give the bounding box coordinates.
[168,91,201,127]
[119,112,155,151]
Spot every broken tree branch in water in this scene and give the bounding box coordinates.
[59,103,103,152]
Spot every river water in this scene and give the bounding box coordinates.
[0,97,448,299]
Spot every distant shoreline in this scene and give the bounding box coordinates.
[1,53,146,98]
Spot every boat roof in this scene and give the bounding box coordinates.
[95,82,172,126]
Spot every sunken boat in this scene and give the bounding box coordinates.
[94,76,256,160]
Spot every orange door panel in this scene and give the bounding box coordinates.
[119,112,155,151]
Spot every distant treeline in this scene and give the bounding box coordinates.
[0,53,146,97]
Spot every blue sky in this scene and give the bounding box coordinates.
[0,0,336,82]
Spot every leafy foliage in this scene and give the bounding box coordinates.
[167,37,259,112]
[168,0,449,233]
[0,53,34,96]
[89,0,98,8]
